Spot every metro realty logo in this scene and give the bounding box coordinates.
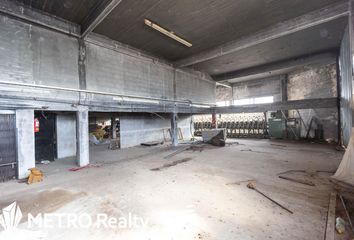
[0,202,22,231]
[0,201,148,233]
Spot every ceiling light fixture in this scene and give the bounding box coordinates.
[144,19,192,48]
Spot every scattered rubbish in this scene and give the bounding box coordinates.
[226,142,244,147]
[189,145,204,152]
[150,158,193,171]
[108,139,120,150]
[40,160,50,164]
[339,195,354,234]
[241,149,268,154]
[336,217,346,234]
[141,141,164,147]
[270,143,287,147]
[164,146,191,159]
[68,164,101,172]
[202,129,226,147]
[246,182,293,214]
[226,179,255,186]
[28,168,44,184]
[278,175,315,186]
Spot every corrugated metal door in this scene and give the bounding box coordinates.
[0,114,17,182]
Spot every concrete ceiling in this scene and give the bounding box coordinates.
[14,0,347,80]
[15,0,105,24]
[193,17,348,77]
[92,0,343,61]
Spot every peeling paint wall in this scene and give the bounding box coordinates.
[233,77,281,101]
[216,86,232,102]
[287,63,338,141]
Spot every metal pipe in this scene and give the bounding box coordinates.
[0,162,16,168]
[0,81,215,106]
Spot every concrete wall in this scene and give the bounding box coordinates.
[232,76,283,102]
[0,14,215,108]
[120,113,192,148]
[288,63,338,141]
[216,86,232,103]
[56,113,77,159]
[16,109,35,179]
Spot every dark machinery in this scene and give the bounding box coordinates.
[194,114,266,138]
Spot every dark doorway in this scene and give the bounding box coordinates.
[35,111,57,162]
[0,114,17,182]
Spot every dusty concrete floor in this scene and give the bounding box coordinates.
[0,139,347,239]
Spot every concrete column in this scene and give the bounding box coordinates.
[16,109,35,179]
[212,113,217,128]
[171,112,178,146]
[111,117,117,139]
[76,108,89,167]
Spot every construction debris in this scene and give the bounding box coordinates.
[241,149,268,154]
[226,179,255,186]
[270,143,287,147]
[279,175,315,186]
[150,158,193,171]
[141,141,164,147]
[325,192,337,240]
[335,217,346,234]
[247,182,293,214]
[339,195,354,234]
[202,129,226,147]
[69,164,101,172]
[164,146,191,159]
[28,168,44,184]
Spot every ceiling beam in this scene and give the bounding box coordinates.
[81,0,123,38]
[0,0,80,36]
[214,51,338,83]
[174,1,349,68]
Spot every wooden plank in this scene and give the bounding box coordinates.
[325,192,337,240]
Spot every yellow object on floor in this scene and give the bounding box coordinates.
[27,168,44,184]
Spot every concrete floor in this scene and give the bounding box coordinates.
[0,139,346,239]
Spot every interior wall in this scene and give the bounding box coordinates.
[56,113,77,159]
[120,113,192,148]
[232,76,283,102]
[287,63,338,141]
[0,14,215,108]
[339,25,353,146]
[216,86,232,103]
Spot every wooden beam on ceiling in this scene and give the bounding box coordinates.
[174,1,349,68]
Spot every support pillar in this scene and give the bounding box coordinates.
[212,113,217,128]
[111,117,117,139]
[171,112,178,146]
[16,109,35,179]
[76,108,89,167]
